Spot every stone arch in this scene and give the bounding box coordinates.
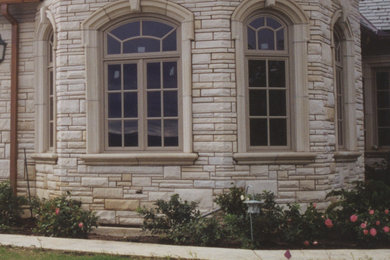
[232,0,309,39]
[331,9,354,41]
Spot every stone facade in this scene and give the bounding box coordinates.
[0,0,364,225]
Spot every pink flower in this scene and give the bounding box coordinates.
[370,228,377,237]
[360,222,367,229]
[350,214,358,223]
[324,218,333,228]
[363,229,368,235]
[78,222,84,228]
[369,209,375,215]
[376,220,381,226]
[385,209,389,215]
[312,203,317,208]
[284,250,291,259]
[312,241,318,245]
[383,226,390,233]
[55,208,60,215]
[303,240,310,246]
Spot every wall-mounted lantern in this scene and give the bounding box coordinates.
[0,35,7,63]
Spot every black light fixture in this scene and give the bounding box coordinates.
[0,35,7,63]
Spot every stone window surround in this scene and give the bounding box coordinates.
[33,7,58,164]
[232,0,316,164]
[364,55,390,158]
[331,11,361,162]
[80,0,197,165]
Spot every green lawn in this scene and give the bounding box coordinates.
[0,246,162,260]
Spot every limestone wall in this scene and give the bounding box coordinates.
[0,0,364,225]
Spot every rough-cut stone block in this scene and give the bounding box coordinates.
[105,199,139,211]
[300,180,315,190]
[174,189,213,208]
[250,165,268,177]
[296,191,327,202]
[93,188,123,199]
[95,210,116,224]
[163,166,181,179]
[132,177,151,186]
[0,160,9,178]
[246,180,277,195]
[82,177,108,187]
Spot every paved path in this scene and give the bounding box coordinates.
[1,234,390,259]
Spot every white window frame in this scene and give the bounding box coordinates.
[81,0,197,165]
[232,0,315,164]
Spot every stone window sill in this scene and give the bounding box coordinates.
[334,151,362,162]
[80,152,198,166]
[233,152,316,165]
[31,153,58,164]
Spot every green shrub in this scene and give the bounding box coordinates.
[214,187,247,216]
[0,181,26,227]
[33,193,98,238]
[138,194,226,246]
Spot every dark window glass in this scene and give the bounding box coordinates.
[123,38,160,53]
[49,123,53,148]
[163,62,177,89]
[377,91,390,108]
[249,60,266,87]
[249,90,267,116]
[107,35,121,55]
[124,120,138,147]
[377,72,389,90]
[108,93,122,118]
[124,64,137,90]
[267,17,282,29]
[247,28,256,49]
[148,120,162,146]
[249,17,264,29]
[163,91,178,117]
[110,21,140,40]
[269,60,285,88]
[379,128,390,146]
[164,119,178,146]
[276,29,284,50]
[378,110,390,127]
[269,90,286,116]
[108,65,121,90]
[162,31,177,51]
[49,71,54,95]
[143,21,173,38]
[147,92,161,117]
[108,120,122,147]
[258,28,274,50]
[147,63,161,89]
[124,93,138,118]
[50,97,53,120]
[270,119,287,145]
[250,119,267,146]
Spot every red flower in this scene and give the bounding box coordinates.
[284,250,291,259]
[360,222,367,229]
[383,226,389,233]
[370,228,377,237]
[385,209,389,215]
[369,209,375,215]
[324,218,333,228]
[350,214,358,223]
[78,222,84,228]
[303,240,310,246]
[55,208,60,215]
[376,220,381,226]
[363,229,368,235]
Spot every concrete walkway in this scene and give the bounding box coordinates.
[1,234,390,260]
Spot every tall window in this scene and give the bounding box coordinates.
[48,32,55,150]
[104,19,180,150]
[246,15,289,148]
[375,69,390,146]
[334,30,345,149]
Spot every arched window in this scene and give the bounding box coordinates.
[48,32,55,150]
[334,29,345,149]
[104,19,180,150]
[245,15,289,148]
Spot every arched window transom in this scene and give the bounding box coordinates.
[247,16,285,51]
